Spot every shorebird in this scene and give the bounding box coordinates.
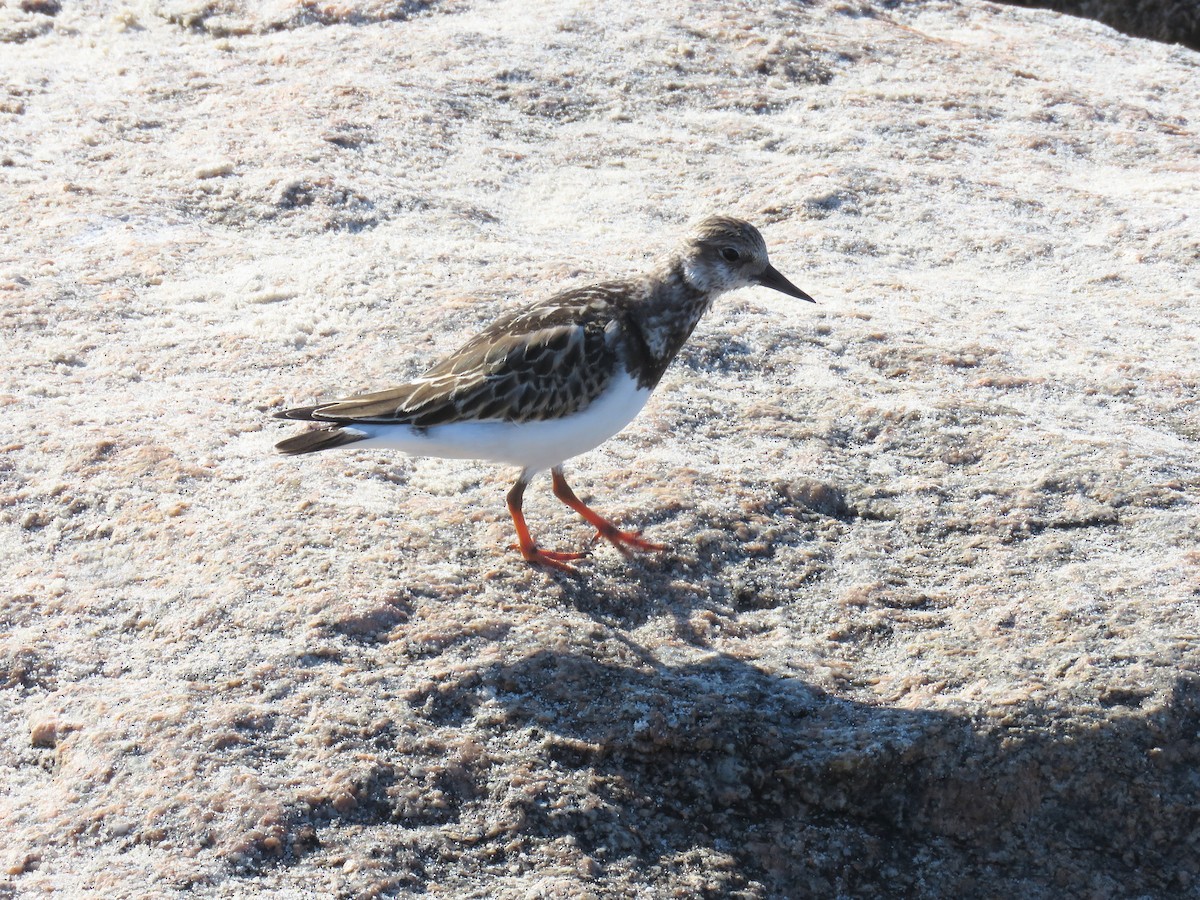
[275,216,814,573]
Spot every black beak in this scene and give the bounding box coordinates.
[757,263,816,303]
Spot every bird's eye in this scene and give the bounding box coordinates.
[720,247,741,262]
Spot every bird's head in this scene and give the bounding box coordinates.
[679,215,815,302]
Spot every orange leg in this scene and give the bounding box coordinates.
[506,476,587,574]
[551,467,667,555]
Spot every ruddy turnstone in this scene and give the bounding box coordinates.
[275,216,814,573]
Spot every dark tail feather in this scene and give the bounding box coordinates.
[275,427,367,456]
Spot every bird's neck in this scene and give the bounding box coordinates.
[624,260,717,388]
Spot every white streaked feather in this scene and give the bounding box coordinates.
[348,371,652,473]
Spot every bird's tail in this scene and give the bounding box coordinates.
[275,427,367,456]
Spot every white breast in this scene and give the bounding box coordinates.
[351,371,653,474]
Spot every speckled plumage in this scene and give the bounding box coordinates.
[279,284,636,430]
[274,216,814,573]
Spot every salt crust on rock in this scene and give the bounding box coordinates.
[1,0,1198,895]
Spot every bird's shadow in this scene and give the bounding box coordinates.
[544,502,836,635]
[547,546,730,634]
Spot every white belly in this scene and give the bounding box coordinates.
[351,371,652,473]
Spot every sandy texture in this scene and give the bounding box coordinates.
[2,0,1198,896]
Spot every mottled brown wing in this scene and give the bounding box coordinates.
[305,289,625,427]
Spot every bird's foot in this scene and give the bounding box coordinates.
[513,543,590,575]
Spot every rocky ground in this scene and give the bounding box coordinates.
[2,0,1198,897]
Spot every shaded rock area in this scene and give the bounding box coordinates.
[997,0,1200,51]
[1,0,1198,897]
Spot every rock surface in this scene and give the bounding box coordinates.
[1,0,1198,896]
